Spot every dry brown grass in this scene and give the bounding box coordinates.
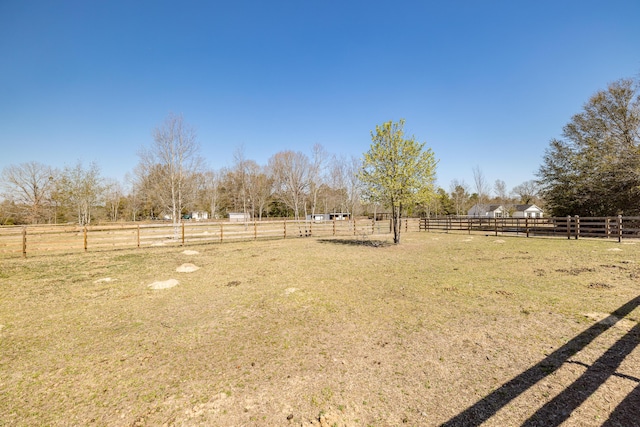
[0,232,638,426]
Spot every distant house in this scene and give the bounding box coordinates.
[190,211,209,221]
[228,212,250,222]
[305,212,351,222]
[512,204,544,218]
[467,204,506,218]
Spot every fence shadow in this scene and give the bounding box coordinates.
[439,296,640,427]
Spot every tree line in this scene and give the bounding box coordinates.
[0,113,367,226]
[0,114,539,228]
[6,74,635,228]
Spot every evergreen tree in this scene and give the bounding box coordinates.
[538,78,640,216]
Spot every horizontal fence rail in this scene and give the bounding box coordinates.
[2,216,637,258]
[419,215,638,241]
[0,218,418,258]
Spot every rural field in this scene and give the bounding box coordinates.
[0,232,638,426]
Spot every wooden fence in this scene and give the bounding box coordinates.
[0,218,418,258]
[419,215,640,241]
[3,215,638,258]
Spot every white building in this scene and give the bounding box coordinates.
[467,204,506,218]
[512,204,544,218]
[190,211,209,221]
[305,212,351,222]
[228,212,251,222]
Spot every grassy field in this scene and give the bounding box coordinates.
[0,232,638,426]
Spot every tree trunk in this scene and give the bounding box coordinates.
[392,203,402,244]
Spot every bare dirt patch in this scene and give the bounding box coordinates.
[556,267,597,275]
[176,263,200,273]
[588,282,614,289]
[147,278,179,289]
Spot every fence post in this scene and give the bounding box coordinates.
[22,227,27,258]
[574,215,580,240]
[283,219,287,239]
[137,224,140,248]
[353,217,357,236]
[494,218,498,236]
[84,226,88,252]
[220,223,224,242]
[333,218,336,236]
[181,222,185,246]
[567,216,571,239]
[605,217,610,239]
[618,215,623,243]
[525,217,529,238]
[254,220,257,240]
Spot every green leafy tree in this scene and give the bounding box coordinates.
[436,187,455,215]
[359,119,437,244]
[538,78,640,216]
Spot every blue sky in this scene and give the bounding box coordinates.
[1,0,639,193]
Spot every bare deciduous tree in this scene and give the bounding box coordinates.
[512,180,541,205]
[247,164,273,220]
[232,146,250,222]
[327,155,363,217]
[472,166,490,210]
[0,161,56,224]
[494,179,510,211]
[449,179,470,216]
[308,143,329,217]
[57,161,104,225]
[137,113,203,226]
[268,150,310,220]
[345,155,362,218]
[328,155,349,213]
[0,199,18,225]
[123,173,143,221]
[199,169,221,219]
[103,178,124,222]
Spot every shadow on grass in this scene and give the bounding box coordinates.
[440,295,640,427]
[317,238,392,248]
